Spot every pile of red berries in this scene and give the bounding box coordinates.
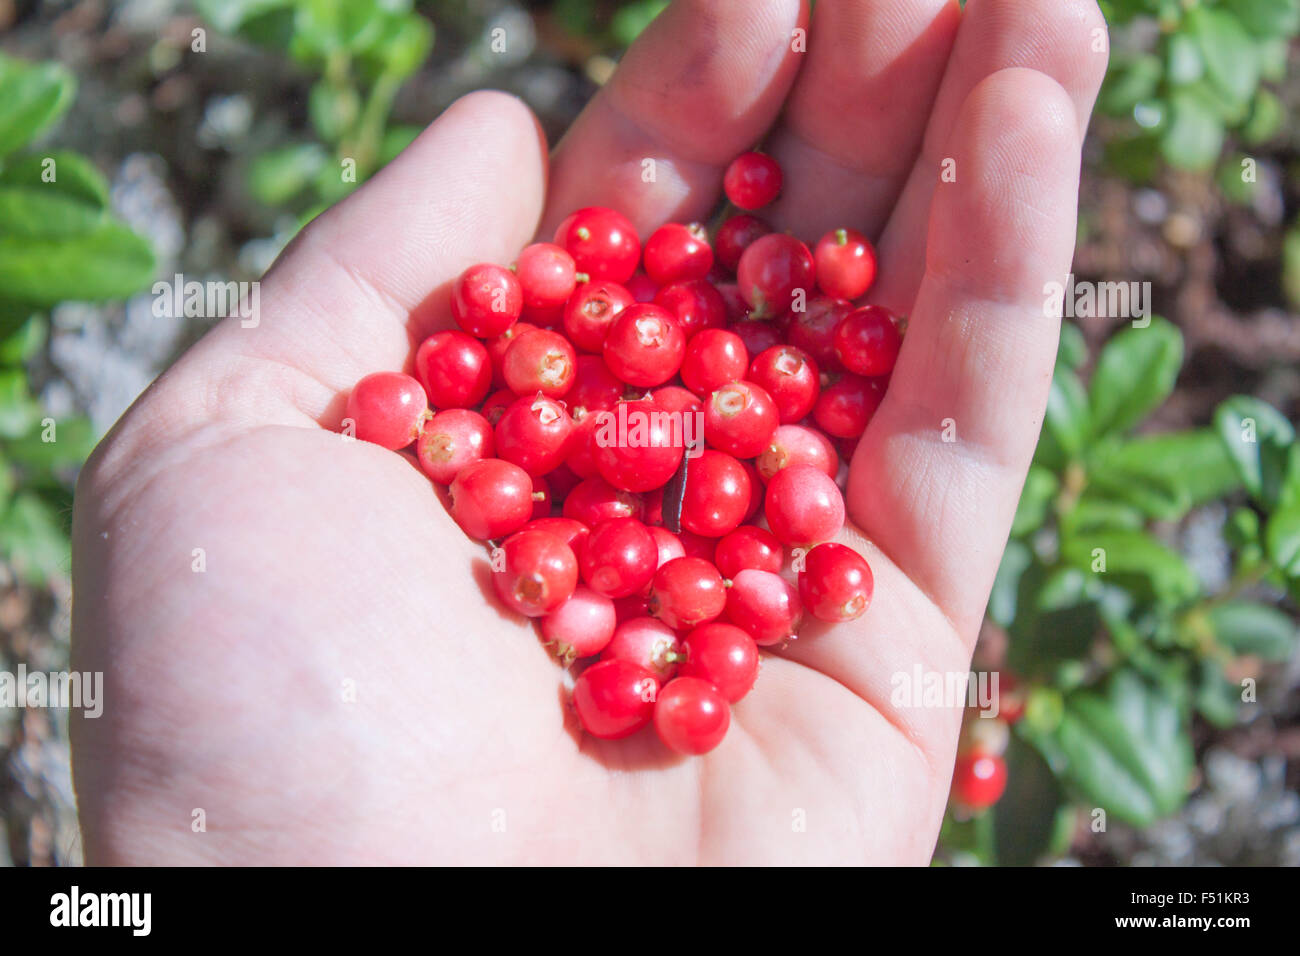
[341,151,901,755]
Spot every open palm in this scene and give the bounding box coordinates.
[71,0,1106,864]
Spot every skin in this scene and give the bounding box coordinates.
[71,0,1107,864]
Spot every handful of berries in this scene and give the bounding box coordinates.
[341,152,901,755]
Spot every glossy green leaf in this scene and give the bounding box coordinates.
[1161,89,1225,170]
[988,539,1032,628]
[1088,317,1182,437]
[1266,504,1300,577]
[1193,657,1240,729]
[1061,529,1200,605]
[194,0,293,34]
[992,735,1063,866]
[1234,0,1300,37]
[1045,368,1090,458]
[0,491,70,583]
[0,150,109,208]
[0,223,155,305]
[1007,566,1099,676]
[1208,600,1297,659]
[0,55,76,157]
[1087,429,1240,519]
[1188,7,1260,106]
[248,143,328,206]
[1011,466,1058,537]
[1213,396,1295,506]
[0,185,107,239]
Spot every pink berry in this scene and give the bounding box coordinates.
[714,214,772,272]
[416,408,494,484]
[651,385,703,418]
[723,152,783,211]
[486,322,537,388]
[787,296,850,369]
[813,373,885,438]
[492,529,578,617]
[798,542,873,623]
[479,387,516,427]
[714,525,783,578]
[814,228,877,301]
[601,616,682,682]
[572,659,657,739]
[515,242,578,311]
[680,622,759,702]
[563,476,643,525]
[643,222,713,285]
[502,329,576,397]
[451,262,522,338]
[756,423,838,482]
[553,206,640,283]
[764,464,845,547]
[648,526,686,568]
[833,304,902,377]
[602,303,686,388]
[736,233,814,319]
[704,381,779,459]
[591,396,685,493]
[495,393,574,476]
[579,518,658,599]
[344,371,429,450]
[415,331,492,409]
[524,516,590,560]
[725,568,802,646]
[541,585,617,660]
[679,450,751,538]
[748,345,820,424]
[648,556,727,630]
[563,280,634,354]
[448,458,534,540]
[654,677,730,755]
[653,279,727,339]
[680,329,748,398]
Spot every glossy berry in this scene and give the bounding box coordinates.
[643,223,713,285]
[651,385,703,418]
[486,322,537,388]
[601,616,682,682]
[813,373,885,438]
[725,569,802,646]
[814,228,877,301]
[625,273,659,303]
[833,305,902,377]
[723,152,783,211]
[951,752,1008,810]
[572,659,658,740]
[451,262,523,338]
[654,677,730,755]
[416,408,494,484]
[739,458,765,523]
[680,329,748,398]
[797,542,873,623]
[714,214,772,272]
[714,525,783,578]
[704,381,779,459]
[344,371,429,450]
[653,279,727,339]
[563,476,643,526]
[736,233,815,318]
[591,396,686,493]
[648,556,727,630]
[524,516,590,560]
[579,518,658,599]
[415,331,492,410]
[492,529,578,618]
[756,424,838,482]
[648,526,686,568]
[680,450,751,538]
[479,388,516,427]
[716,283,752,323]
[495,393,574,476]
[515,242,578,311]
[448,458,534,540]
[530,474,552,518]
[563,280,634,353]
[602,304,686,388]
[680,622,759,703]
[540,586,617,661]
[787,296,850,369]
[553,206,640,283]
[747,345,820,423]
[764,464,845,547]
[502,329,576,397]
[729,319,783,358]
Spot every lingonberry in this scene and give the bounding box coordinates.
[714,214,772,272]
[812,372,885,438]
[747,345,820,423]
[415,331,492,410]
[515,242,579,311]
[545,462,583,501]
[612,592,652,623]
[797,542,873,622]
[563,280,634,353]
[486,322,537,388]
[648,526,686,568]
[344,371,429,450]
[624,273,659,303]
[571,659,657,740]
[530,474,552,518]
[643,222,713,285]
[679,622,759,703]
[814,228,877,301]
[653,279,727,339]
[479,388,516,427]
[679,450,751,538]
[951,751,1008,810]
[495,393,574,477]
[502,329,576,398]
[736,233,815,318]
[756,424,838,482]
[647,556,727,630]
[680,329,748,398]
[833,304,902,377]
[764,464,846,547]
[787,296,850,369]
[563,476,643,525]
[716,283,751,324]
[540,586,617,661]
[654,677,730,755]
[553,206,640,283]
[729,319,783,358]
[591,396,686,493]
[723,151,783,211]
[564,412,599,477]
[725,569,802,646]
[492,529,578,618]
[739,458,765,523]
[451,262,523,338]
[600,617,682,682]
[602,303,686,388]
[651,385,703,419]
[566,354,624,415]
[448,458,534,540]
[579,517,659,598]
[713,525,783,578]
[704,381,779,459]
[677,529,718,562]
[416,408,494,484]
[524,516,590,560]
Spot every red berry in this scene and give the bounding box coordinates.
[653,279,727,339]
[651,385,703,418]
[502,329,576,397]
[624,273,659,303]
[601,616,682,682]
[495,393,574,477]
[680,329,748,398]
[579,517,658,599]
[643,222,713,285]
[479,387,516,426]
[530,474,552,518]
[654,677,730,754]
[554,206,640,283]
[680,450,751,538]
[590,397,686,493]
[648,525,686,567]
[833,305,902,377]
[602,303,686,388]
[572,659,657,740]
[448,458,534,540]
[714,525,783,578]
[540,586,617,660]
[747,345,820,424]
[723,152,783,211]
[736,233,814,319]
[714,214,772,272]
[451,262,523,338]
[563,476,643,525]
[563,280,634,353]
[680,622,759,703]
[416,408,494,484]
[764,464,845,547]
[725,569,802,646]
[486,322,537,388]
[612,592,652,623]
[813,373,885,438]
[739,458,765,523]
[524,516,590,560]
[797,542,873,623]
[564,413,599,478]
[344,371,429,450]
[415,331,492,409]
[814,228,877,301]
[566,355,624,415]
[729,319,783,357]
[492,529,578,617]
[756,423,838,482]
[648,556,727,630]
[704,381,779,459]
[951,752,1008,810]
[515,242,578,310]
[787,296,850,369]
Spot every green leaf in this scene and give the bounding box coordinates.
[1234,0,1300,37]
[1212,396,1295,506]
[1099,54,1162,114]
[357,13,433,80]
[0,150,109,208]
[1011,466,1058,537]
[0,368,41,438]
[1188,7,1260,106]
[0,491,70,583]
[248,143,328,207]
[0,55,76,157]
[1165,32,1204,85]
[1061,529,1200,605]
[379,124,421,165]
[1007,566,1099,676]
[194,0,293,34]
[1266,504,1300,577]
[1050,670,1193,826]
[1056,321,1087,370]
[0,185,107,239]
[3,415,95,470]
[988,539,1032,628]
[1088,317,1183,437]
[992,735,1064,866]
[1208,600,1297,659]
[611,0,670,46]
[1193,657,1240,729]
[1065,495,1146,534]
[0,222,154,305]
[1241,89,1284,145]
[1161,89,1225,170]
[1087,429,1240,520]
[1045,368,1090,458]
